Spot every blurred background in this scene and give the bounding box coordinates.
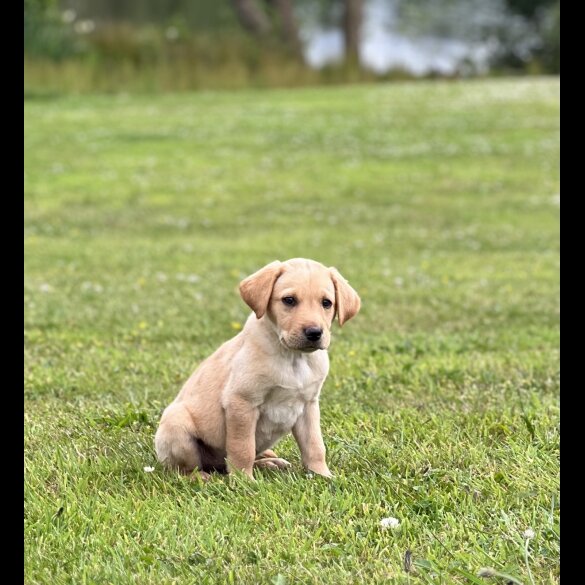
[24,0,560,94]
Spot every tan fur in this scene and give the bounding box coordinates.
[155,258,360,480]
[330,267,362,326]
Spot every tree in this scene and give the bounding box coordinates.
[394,0,560,73]
[300,0,365,68]
[231,0,271,36]
[512,0,559,72]
[342,0,364,68]
[231,0,303,60]
[505,0,555,18]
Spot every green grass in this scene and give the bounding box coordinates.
[24,78,560,584]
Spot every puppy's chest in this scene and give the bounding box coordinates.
[258,391,306,430]
[258,360,323,430]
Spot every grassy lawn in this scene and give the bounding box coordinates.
[24,78,560,584]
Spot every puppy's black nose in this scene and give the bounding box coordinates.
[304,327,323,342]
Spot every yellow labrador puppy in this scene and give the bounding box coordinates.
[155,258,360,480]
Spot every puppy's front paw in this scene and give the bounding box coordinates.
[228,468,256,481]
[307,464,333,478]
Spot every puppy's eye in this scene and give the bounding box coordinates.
[322,299,333,309]
[282,297,296,306]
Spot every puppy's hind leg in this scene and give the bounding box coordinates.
[258,449,278,459]
[155,403,209,480]
[254,449,291,470]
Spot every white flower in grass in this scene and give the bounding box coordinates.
[523,528,535,540]
[143,466,155,473]
[380,517,400,530]
[478,568,496,577]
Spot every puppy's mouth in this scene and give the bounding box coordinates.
[279,336,327,352]
[299,344,322,353]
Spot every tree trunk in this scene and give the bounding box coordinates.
[266,0,303,60]
[231,0,272,36]
[343,0,363,68]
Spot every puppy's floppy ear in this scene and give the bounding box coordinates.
[329,267,361,326]
[239,261,283,319]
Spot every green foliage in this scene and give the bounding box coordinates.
[490,0,560,74]
[395,0,560,74]
[24,0,79,59]
[541,1,560,74]
[24,29,385,94]
[59,0,239,30]
[25,79,560,584]
[23,0,560,89]
[505,0,555,19]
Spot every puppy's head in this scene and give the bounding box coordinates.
[239,258,360,352]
